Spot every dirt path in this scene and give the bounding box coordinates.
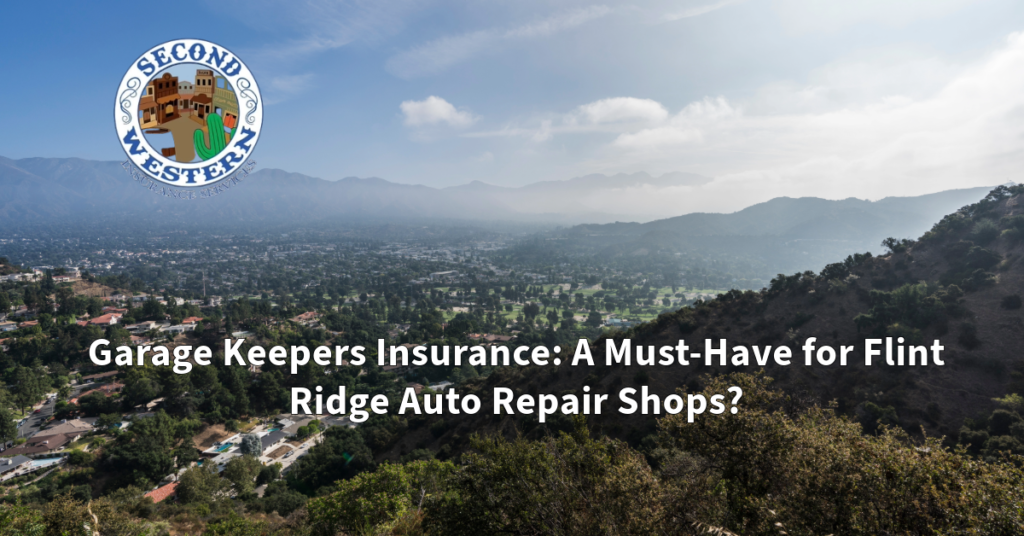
[150,116,200,162]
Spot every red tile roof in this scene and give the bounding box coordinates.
[181,317,203,325]
[145,481,178,503]
[290,311,320,322]
[88,313,121,325]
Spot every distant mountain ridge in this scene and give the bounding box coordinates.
[533,186,998,277]
[0,156,995,235]
[0,156,717,225]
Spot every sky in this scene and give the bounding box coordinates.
[3,0,1024,213]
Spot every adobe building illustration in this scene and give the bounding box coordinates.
[137,67,239,162]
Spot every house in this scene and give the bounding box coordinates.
[18,321,38,328]
[181,316,203,325]
[260,431,287,454]
[289,312,321,326]
[88,313,122,326]
[9,305,30,318]
[0,322,16,332]
[3,433,77,456]
[126,321,158,333]
[81,371,119,383]
[212,76,239,129]
[281,418,312,437]
[70,383,123,404]
[38,419,94,436]
[144,481,179,504]
[0,455,33,477]
[159,324,195,334]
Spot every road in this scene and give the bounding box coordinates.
[15,383,89,441]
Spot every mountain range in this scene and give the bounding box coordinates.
[0,156,996,253]
[0,156,717,225]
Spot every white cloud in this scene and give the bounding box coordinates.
[583,31,1024,212]
[573,97,669,124]
[466,30,1024,215]
[385,5,611,79]
[400,96,478,128]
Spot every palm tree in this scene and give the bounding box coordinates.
[58,385,71,402]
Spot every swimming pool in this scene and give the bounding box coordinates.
[31,458,62,468]
[268,428,280,432]
[214,443,233,453]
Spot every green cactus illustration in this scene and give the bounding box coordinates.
[194,114,227,160]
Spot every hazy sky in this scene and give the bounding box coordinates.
[3,0,1024,212]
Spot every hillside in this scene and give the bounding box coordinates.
[383,185,1024,460]
[517,186,996,278]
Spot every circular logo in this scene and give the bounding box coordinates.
[114,39,262,187]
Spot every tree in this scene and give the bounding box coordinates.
[102,411,199,487]
[77,391,119,416]
[307,459,455,535]
[204,516,272,536]
[658,372,1024,535]
[223,454,262,495]
[122,369,161,408]
[140,297,165,320]
[177,464,228,504]
[523,302,540,320]
[97,412,122,429]
[42,493,92,536]
[586,311,603,328]
[256,462,281,486]
[424,418,662,536]
[66,450,95,467]
[0,406,17,445]
[255,481,308,517]
[287,425,373,495]
[240,434,262,456]
[11,366,46,414]
[0,500,45,535]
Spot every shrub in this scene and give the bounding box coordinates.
[972,219,1000,244]
[1001,294,1022,310]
